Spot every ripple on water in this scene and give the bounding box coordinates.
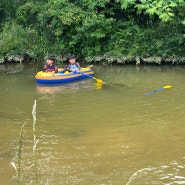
[126,159,185,185]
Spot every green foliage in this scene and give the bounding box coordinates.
[80,0,109,9]
[103,14,185,57]
[0,21,40,57]
[0,0,24,24]
[115,0,135,9]
[16,2,43,27]
[135,0,185,22]
[35,0,114,57]
[0,0,185,60]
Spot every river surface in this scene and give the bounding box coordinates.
[0,63,185,185]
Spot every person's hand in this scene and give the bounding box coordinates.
[71,68,76,72]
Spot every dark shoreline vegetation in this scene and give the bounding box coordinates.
[0,0,185,66]
[0,55,185,65]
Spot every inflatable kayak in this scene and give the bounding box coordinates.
[35,67,94,84]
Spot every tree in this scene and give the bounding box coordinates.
[116,0,185,22]
[1,0,185,58]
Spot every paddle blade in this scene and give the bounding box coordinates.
[93,77,103,83]
[95,82,103,89]
[163,85,172,89]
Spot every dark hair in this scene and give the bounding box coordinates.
[47,56,56,62]
[67,55,76,60]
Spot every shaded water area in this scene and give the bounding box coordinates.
[0,63,185,185]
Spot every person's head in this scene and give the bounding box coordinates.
[47,56,56,65]
[67,55,76,64]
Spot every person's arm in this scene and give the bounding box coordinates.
[67,64,72,71]
[54,65,58,73]
[43,64,48,72]
[76,62,80,69]
[71,63,80,73]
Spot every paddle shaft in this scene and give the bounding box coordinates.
[81,72,93,78]
[81,72,103,83]
[145,87,165,96]
[81,72,99,80]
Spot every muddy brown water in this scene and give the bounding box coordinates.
[0,63,185,184]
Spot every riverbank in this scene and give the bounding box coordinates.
[1,55,185,65]
[84,55,185,65]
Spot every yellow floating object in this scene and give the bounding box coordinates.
[163,85,172,89]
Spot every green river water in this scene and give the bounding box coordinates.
[0,63,185,185]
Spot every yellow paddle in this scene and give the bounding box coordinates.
[145,85,172,96]
[163,85,172,89]
[93,77,103,83]
[82,65,104,83]
[81,72,103,83]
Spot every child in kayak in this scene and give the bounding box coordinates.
[43,56,58,73]
[64,55,80,73]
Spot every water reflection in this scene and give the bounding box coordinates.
[36,79,94,94]
[0,63,23,74]
[94,82,103,90]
